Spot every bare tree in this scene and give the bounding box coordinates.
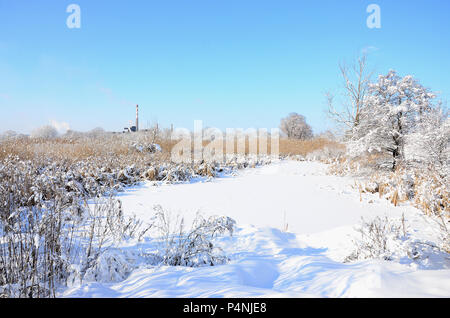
[326,54,373,131]
[279,113,313,140]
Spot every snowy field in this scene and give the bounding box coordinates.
[62,160,450,298]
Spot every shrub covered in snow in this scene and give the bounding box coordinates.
[152,205,236,267]
[82,249,135,284]
[405,106,449,171]
[345,215,449,268]
[131,142,162,154]
[305,145,345,162]
[345,216,406,262]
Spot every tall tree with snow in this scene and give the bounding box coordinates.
[31,125,59,139]
[348,70,437,170]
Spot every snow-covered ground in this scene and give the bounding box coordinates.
[62,160,450,298]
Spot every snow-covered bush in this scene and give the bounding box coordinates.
[405,106,449,171]
[345,216,406,262]
[131,142,162,154]
[82,249,135,283]
[305,145,345,162]
[345,215,449,268]
[152,205,235,267]
[158,164,196,182]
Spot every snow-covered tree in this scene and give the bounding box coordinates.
[88,127,105,137]
[0,130,18,140]
[348,70,437,170]
[31,125,58,139]
[280,113,313,140]
[405,105,449,170]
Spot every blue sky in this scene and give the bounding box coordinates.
[0,0,449,134]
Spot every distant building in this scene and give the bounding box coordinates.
[123,125,137,133]
[123,104,139,133]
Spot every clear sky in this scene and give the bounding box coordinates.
[0,0,449,134]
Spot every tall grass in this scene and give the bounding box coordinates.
[1,133,341,161]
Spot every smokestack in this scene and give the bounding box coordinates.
[136,104,139,132]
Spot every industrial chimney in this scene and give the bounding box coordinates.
[136,104,139,132]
